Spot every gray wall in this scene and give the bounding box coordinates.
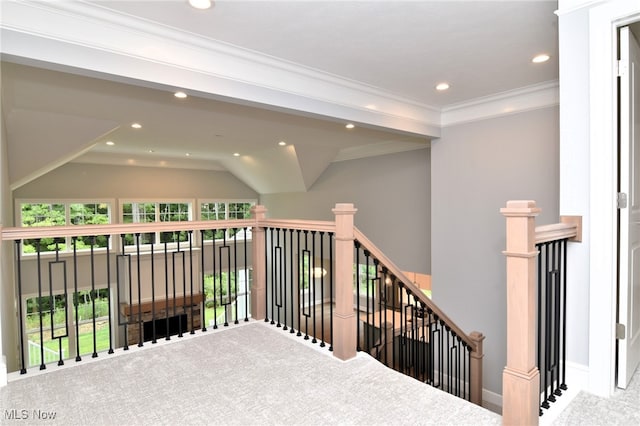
[13,162,258,204]
[1,108,18,374]
[431,106,560,397]
[261,148,431,274]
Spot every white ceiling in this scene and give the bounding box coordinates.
[0,0,559,194]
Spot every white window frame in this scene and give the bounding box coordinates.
[16,199,114,256]
[119,199,195,251]
[197,199,256,242]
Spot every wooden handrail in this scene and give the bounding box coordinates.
[535,215,582,244]
[1,218,337,241]
[0,219,256,241]
[259,219,335,233]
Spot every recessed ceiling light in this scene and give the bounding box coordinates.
[345,123,355,129]
[185,152,191,157]
[105,141,115,146]
[233,152,240,157]
[174,91,187,99]
[148,149,155,153]
[278,141,286,146]
[189,0,212,10]
[436,82,450,91]
[131,123,142,129]
[532,54,550,63]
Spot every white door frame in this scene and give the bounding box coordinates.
[583,1,640,397]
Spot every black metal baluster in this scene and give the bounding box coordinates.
[269,228,275,325]
[34,239,46,370]
[232,228,239,325]
[311,231,317,343]
[303,231,310,340]
[553,240,562,399]
[463,341,468,400]
[328,232,334,352]
[383,268,396,368]
[189,230,196,334]
[200,230,208,332]
[447,328,452,393]
[135,234,143,347]
[264,227,269,324]
[275,228,282,328]
[117,234,129,350]
[282,229,288,331]
[151,237,157,343]
[244,227,249,322]
[560,239,568,392]
[212,230,218,329]
[398,284,405,374]
[106,235,114,354]
[545,242,554,404]
[90,236,99,356]
[179,237,186,336]
[319,232,325,347]
[289,229,295,333]
[164,236,171,340]
[171,237,179,338]
[221,231,230,327]
[49,240,67,366]
[295,230,302,336]
[72,237,84,359]
[541,242,551,409]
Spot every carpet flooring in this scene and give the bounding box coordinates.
[0,321,500,426]
[550,367,640,425]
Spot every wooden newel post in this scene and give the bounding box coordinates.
[469,331,485,406]
[332,203,358,361]
[501,200,541,426]
[250,205,267,321]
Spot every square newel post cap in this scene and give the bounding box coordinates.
[500,200,541,217]
[250,205,267,219]
[332,203,358,215]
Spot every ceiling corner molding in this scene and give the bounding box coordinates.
[555,0,607,16]
[0,0,438,137]
[440,81,559,127]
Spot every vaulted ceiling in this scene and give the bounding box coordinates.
[0,1,559,194]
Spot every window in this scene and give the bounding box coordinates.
[25,289,111,367]
[200,200,254,241]
[121,201,193,246]
[202,269,251,326]
[19,202,112,254]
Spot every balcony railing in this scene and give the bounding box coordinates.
[501,200,582,425]
[1,203,483,406]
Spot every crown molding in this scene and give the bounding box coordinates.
[0,0,440,138]
[440,81,559,127]
[555,0,606,16]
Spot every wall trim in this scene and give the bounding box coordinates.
[440,81,559,127]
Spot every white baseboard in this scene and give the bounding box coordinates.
[482,388,502,414]
[0,355,7,387]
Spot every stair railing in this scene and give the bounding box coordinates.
[353,228,485,404]
[501,200,581,426]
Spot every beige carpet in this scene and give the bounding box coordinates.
[551,368,640,426]
[0,321,499,425]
